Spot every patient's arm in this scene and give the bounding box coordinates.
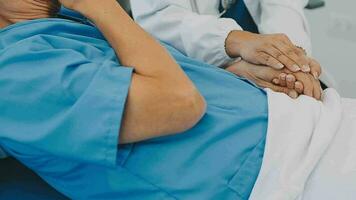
[58,0,207,144]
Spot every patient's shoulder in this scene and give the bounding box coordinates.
[0,18,119,64]
[0,18,105,49]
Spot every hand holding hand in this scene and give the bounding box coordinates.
[272,56,322,92]
[225,31,311,73]
[226,60,322,100]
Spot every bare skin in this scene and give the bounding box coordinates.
[226,60,322,100]
[0,0,207,144]
[0,0,60,24]
[0,16,10,28]
[225,31,323,86]
[226,30,310,72]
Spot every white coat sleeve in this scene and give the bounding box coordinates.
[130,0,241,67]
[258,0,312,54]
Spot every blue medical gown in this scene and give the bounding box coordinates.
[0,19,268,200]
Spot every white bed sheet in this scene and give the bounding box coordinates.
[302,98,356,200]
[250,89,356,200]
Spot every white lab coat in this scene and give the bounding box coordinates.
[131,0,311,67]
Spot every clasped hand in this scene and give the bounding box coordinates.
[225,30,322,100]
[226,58,322,100]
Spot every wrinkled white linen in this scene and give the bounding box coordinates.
[301,98,356,200]
[250,89,356,200]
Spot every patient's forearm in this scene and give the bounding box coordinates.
[59,0,206,143]
[83,2,183,78]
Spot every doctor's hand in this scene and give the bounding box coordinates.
[226,60,322,100]
[225,30,311,73]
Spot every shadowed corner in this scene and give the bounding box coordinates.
[0,157,69,200]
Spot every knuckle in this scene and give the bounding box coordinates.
[267,57,278,65]
[257,57,266,64]
[273,51,282,58]
[295,48,305,56]
[259,54,270,62]
[277,54,286,61]
[286,48,296,56]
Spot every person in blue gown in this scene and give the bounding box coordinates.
[0,0,321,199]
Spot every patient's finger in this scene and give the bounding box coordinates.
[272,78,280,85]
[313,79,322,100]
[295,81,304,94]
[288,90,299,99]
[286,74,296,89]
[260,81,299,99]
[295,73,321,100]
[294,72,314,97]
[279,73,287,87]
[309,58,322,79]
[304,76,314,98]
[283,68,293,74]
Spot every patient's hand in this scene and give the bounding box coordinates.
[226,60,322,100]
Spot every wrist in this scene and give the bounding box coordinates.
[226,30,252,58]
[225,30,258,58]
[225,30,241,58]
[225,58,246,77]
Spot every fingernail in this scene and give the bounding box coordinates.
[276,63,284,69]
[286,75,294,82]
[273,79,279,84]
[301,64,310,72]
[292,64,301,72]
[312,72,319,80]
[295,82,302,90]
[288,90,298,99]
[280,73,286,80]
